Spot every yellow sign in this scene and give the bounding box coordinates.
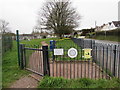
[83,49,92,59]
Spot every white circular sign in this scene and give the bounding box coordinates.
[68,48,78,58]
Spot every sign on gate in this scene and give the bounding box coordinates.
[54,49,64,55]
[68,48,78,58]
[83,48,92,59]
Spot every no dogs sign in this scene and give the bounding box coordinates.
[68,48,78,58]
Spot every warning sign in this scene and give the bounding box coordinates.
[54,49,64,55]
[83,48,92,59]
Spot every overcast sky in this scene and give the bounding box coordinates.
[0,0,119,34]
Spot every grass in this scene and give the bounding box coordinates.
[50,39,85,61]
[2,41,30,88]
[21,38,85,61]
[2,38,57,88]
[21,38,57,46]
[24,38,90,61]
[38,76,120,88]
[91,35,120,42]
[2,38,120,88]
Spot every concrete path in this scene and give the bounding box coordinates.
[9,41,47,88]
[10,73,42,88]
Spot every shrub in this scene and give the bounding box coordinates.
[95,29,120,36]
[42,36,46,38]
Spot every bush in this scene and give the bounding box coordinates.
[86,32,96,38]
[42,36,46,38]
[91,29,120,42]
[95,29,120,36]
[81,29,95,36]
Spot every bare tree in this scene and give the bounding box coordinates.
[37,0,81,37]
[0,19,11,34]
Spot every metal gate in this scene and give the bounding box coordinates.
[19,44,50,76]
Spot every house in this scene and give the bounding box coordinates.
[95,26,103,31]
[19,34,34,40]
[109,21,120,30]
[33,32,56,39]
[95,21,120,31]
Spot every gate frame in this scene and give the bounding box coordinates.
[19,44,50,76]
[42,45,50,76]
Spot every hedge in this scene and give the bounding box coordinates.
[95,28,120,36]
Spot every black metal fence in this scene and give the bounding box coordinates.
[72,38,120,79]
[48,39,111,79]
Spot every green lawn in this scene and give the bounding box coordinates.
[2,41,30,88]
[20,38,84,61]
[20,38,57,45]
[2,38,57,88]
[38,76,120,88]
[53,39,84,61]
[21,38,84,61]
[2,38,120,88]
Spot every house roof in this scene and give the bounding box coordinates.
[112,21,120,27]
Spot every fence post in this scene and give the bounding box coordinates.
[16,30,20,67]
[42,45,50,76]
[91,40,95,61]
[23,44,26,68]
[113,45,117,76]
[19,44,24,69]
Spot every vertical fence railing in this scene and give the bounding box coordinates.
[113,45,117,76]
[19,44,24,69]
[72,38,120,79]
[16,30,21,67]
[42,45,50,76]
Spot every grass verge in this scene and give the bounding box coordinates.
[38,76,120,88]
[2,41,30,88]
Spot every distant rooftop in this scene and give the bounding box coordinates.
[112,21,120,27]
